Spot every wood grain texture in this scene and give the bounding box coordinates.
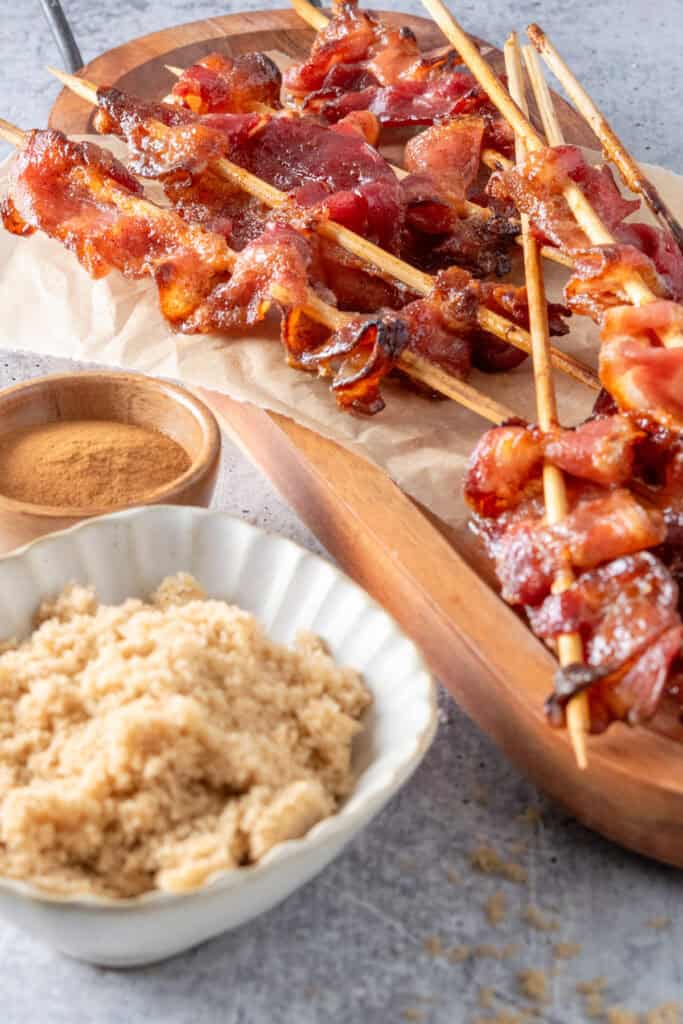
[47,10,683,867]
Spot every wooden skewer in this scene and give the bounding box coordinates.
[505,35,589,770]
[291,0,328,32]
[48,66,600,391]
[0,115,518,424]
[418,0,683,348]
[164,62,577,270]
[527,23,683,251]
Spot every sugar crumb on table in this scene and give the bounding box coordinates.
[470,845,528,883]
[523,904,559,932]
[517,968,549,1004]
[485,890,508,926]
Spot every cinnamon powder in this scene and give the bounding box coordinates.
[0,419,190,508]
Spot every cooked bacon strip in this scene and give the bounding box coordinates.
[488,144,639,253]
[404,115,484,204]
[565,243,665,322]
[281,304,408,413]
[0,129,234,326]
[94,88,403,253]
[478,488,665,606]
[464,417,643,517]
[600,300,683,429]
[170,52,282,114]
[532,553,683,731]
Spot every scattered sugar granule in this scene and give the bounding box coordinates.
[507,840,529,857]
[473,943,521,961]
[606,1008,640,1024]
[578,977,609,1020]
[517,968,549,1004]
[552,942,582,960]
[472,1013,529,1024]
[523,904,559,932]
[447,944,471,963]
[446,866,462,885]
[474,785,490,806]
[402,1009,425,1023]
[646,916,672,930]
[516,807,542,827]
[470,845,528,884]
[479,987,496,1009]
[645,1003,682,1024]
[485,891,508,926]
[423,935,444,958]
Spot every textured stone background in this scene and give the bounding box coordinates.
[1,3,683,1022]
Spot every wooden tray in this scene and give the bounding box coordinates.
[48,9,683,866]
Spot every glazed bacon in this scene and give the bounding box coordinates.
[170,52,282,114]
[489,143,683,307]
[0,129,234,325]
[532,554,683,732]
[479,487,665,607]
[464,417,644,518]
[599,301,683,430]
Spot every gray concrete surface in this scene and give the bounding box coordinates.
[1,2,683,1021]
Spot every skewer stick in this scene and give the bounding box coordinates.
[0,115,517,425]
[291,0,329,32]
[47,66,600,391]
[164,62,574,272]
[505,35,588,769]
[527,23,683,251]
[417,0,683,347]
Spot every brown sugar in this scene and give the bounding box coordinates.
[485,890,508,926]
[523,904,559,932]
[552,941,582,960]
[470,845,528,884]
[645,1004,682,1024]
[0,419,190,508]
[517,968,549,1004]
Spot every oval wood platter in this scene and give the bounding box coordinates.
[48,9,683,866]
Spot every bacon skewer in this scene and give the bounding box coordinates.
[419,0,683,349]
[504,35,589,769]
[0,115,520,422]
[164,60,573,272]
[48,67,599,391]
[527,23,683,252]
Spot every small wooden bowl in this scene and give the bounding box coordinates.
[0,371,221,553]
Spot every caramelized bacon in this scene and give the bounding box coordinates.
[483,488,665,606]
[182,224,313,332]
[533,553,683,731]
[404,116,484,204]
[316,75,494,129]
[0,130,234,326]
[600,301,683,429]
[464,417,643,518]
[283,307,408,414]
[565,243,664,322]
[488,145,638,253]
[170,52,282,114]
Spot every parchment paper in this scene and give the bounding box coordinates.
[1,137,682,529]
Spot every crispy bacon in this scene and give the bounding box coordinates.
[399,173,518,277]
[464,417,643,518]
[533,553,683,731]
[316,75,494,129]
[0,130,323,343]
[283,307,408,414]
[480,488,665,606]
[617,221,683,301]
[0,129,234,326]
[565,243,664,321]
[488,145,638,253]
[600,300,683,429]
[182,224,313,333]
[170,52,282,114]
[404,116,484,204]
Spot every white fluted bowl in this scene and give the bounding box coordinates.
[0,506,436,966]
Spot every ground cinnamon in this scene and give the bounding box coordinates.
[0,419,190,508]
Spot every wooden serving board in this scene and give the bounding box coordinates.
[49,9,683,866]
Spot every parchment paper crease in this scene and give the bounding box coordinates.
[1,138,682,530]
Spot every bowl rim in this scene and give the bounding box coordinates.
[0,371,221,518]
[0,504,438,909]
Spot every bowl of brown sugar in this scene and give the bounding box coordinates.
[0,371,221,551]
